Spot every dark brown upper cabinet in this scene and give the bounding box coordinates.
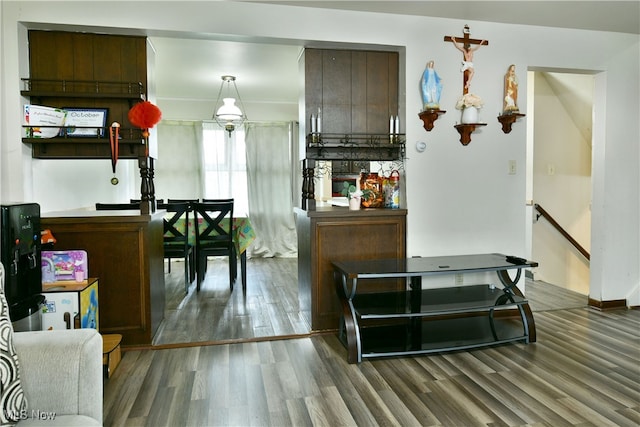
[302,48,403,162]
[21,31,148,159]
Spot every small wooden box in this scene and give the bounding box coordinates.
[102,334,122,378]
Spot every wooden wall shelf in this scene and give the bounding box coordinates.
[418,109,446,131]
[21,78,145,100]
[454,123,487,146]
[22,126,145,159]
[497,113,526,133]
[20,77,146,159]
[24,138,144,159]
[305,133,405,161]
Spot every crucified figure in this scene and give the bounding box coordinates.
[450,37,486,89]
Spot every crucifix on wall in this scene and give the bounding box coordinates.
[444,25,488,94]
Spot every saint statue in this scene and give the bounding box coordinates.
[421,60,442,110]
[503,64,519,113]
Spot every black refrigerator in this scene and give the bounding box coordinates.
[0,202,45,331]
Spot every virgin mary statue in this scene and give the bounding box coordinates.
[421,60,443,110]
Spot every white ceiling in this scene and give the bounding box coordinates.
[151,37,302,105]
[251,1,640,35]
[152,1,639,116]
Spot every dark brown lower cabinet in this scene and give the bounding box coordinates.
[42,210,165,347]
[295,207,406,331]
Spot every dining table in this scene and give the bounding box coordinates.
[167,215,256,290]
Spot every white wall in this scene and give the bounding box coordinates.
[1,1,638,304]
[30,159,138,211]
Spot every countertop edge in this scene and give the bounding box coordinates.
[294,206,407,218]
[42,208,166,223]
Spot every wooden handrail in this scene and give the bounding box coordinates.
[534,204,590,261]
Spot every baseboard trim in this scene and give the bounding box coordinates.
[588,298,627,311]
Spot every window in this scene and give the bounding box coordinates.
[201,124,249,216]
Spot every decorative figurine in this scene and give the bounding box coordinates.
[503,64,519,113]
[444,26,490,145]
[421,60,443,110]
[444,25,489,93]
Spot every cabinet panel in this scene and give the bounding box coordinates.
[387,52,399,119]
[71,33,95,82]
[94,37,123,82]
[41,212,165,346]
[315,218,405,329]
[304,49,323,123]
[366,51,394,135]
[322,50,352,134]
[296,208,406,331]
[351,51,367,133]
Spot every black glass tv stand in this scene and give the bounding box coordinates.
[333,253,538,363]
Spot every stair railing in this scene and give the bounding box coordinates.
[534,203,590,261]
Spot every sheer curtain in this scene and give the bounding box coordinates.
[155,121,202,199]
[245,122,298,258]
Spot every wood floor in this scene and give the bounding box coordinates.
[525,278,588,312]
[103,258,639,426]
[153,258,305,346]
[104,307,640,426]
[153,258,589,346]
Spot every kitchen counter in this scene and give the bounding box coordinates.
[294,204,407,218]
[294,205,407,331]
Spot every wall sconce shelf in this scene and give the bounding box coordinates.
[497,113,526,134]
[454,123,487,146]
[418,109,446,132]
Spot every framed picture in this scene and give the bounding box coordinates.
[63,108,108,137]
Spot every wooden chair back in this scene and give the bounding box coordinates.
[95,203,139,210]
[193,201,234,249]
[162,202,191,247]
[167,199,199,211]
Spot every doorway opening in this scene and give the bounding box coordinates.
[526,69,594,309]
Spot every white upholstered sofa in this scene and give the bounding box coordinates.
[13,329,103,426]
[1,263,102,426]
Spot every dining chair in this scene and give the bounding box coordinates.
[201,198,234,203]
[159,202,195,294]
[167,199,199,212]
[130,198,164,204]
[201,199,244,288]
[95,203,140,210]
[192,200,236,292]
[168,199,199,203]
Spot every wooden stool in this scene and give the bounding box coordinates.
[102,334,122,378]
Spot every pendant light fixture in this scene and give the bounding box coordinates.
[213,75,247,136]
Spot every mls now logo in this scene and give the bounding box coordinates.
[3,409,28,421]
[4,409,56,421]
[30,410,57,420]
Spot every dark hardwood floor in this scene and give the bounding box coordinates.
[153,257,306,346]
[153,258,588,346]
[104,306,639,426]
[525,277,588,311]
[103,258,638,426]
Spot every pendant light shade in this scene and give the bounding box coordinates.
[213,75,247,136]
[217,98,243,119]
